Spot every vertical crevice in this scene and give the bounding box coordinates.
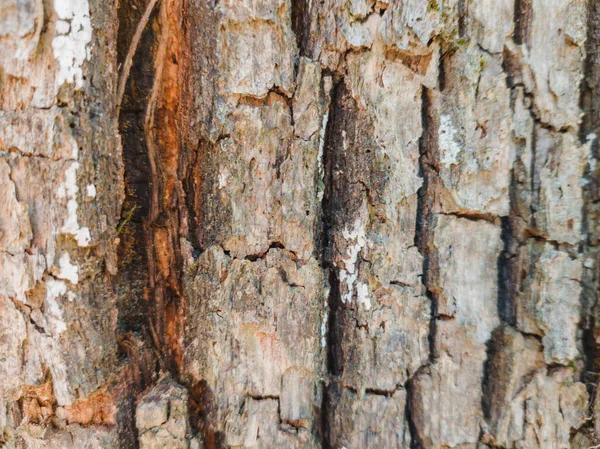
[438,54,446,94]
[405,378,424,449]
[579,0,600,431]
[415,85,440,364]
[512,0,532,46]
[480,332,496,422]
[115,0,190,445]
[319,375,332,449]
[187,380,226,449]
[291,0,311,56]
[580,0,600,142]
[318,73,374,448]
[115,3,162,447]
[320,77,346,373]
[407,81,440,449]
[324,271,343,377]
[497,216,516,325]
[318,78,345,449]
[145,0,189,377]
[457,0,467,38]
[320,76,352,377]
[116,0,159,339]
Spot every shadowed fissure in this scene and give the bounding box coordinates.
[115,0,197,446]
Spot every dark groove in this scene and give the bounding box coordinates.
[319,379,331,449]
[513,0,532,46]
[115,0,161,446]
[291,0,311,56]
[438,48,447,92]
[480,326,500,421]
[580,0,600,142]
[320,79,347,377]
[497,216,516,325]
[457,0,467,38]
[318,78,346,449]
[408,84,439,449]
[116,0,158,337]
[188,380,226,449]
[405,380,421,449]
[578,0,600,432]
[415,86,439,364]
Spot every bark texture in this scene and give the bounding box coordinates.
[0,0,599,448]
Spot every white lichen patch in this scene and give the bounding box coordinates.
[439,114,462,166]
[57,253,78,284]
[321,287,330,348]
[356,281,371,310]
[218,170,229,189]
[57,162,91,246]
[86,183,96,198]
[339,219,367,304]
[52,0,92,89]
[45,278,67,334]
[55,19,70,35]
[57,162,78,198]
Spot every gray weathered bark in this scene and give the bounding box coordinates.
[1,0,599,448]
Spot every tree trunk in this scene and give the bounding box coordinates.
[0,0,599,448]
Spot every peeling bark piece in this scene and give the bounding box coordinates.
[0,110,79,160]
[280,367,312,427]
[411,215,501,448]
[307,0,454,72]
[330,52,425,296]
[206,97,293,258]
[281,58,332,261]
[411,342,485,448]
[533,128,590,245]
[431,215,501,341]
[0,0,53,109]
[225,397,312,448]
[324,52,430,388]
[521,0,587,130]
[330,388,411,449]
[322,47,435,445]
[490,368,587,448]
[339,287,430,393]
[13,425,119,449]
[483,326,545,446]
[202,79,330,261]
[437,43,514,216]
[515,242,583,365]
[378,0,460,52]
[466,0,514,53]
[183,246,324,447]
[220,0,296,98]
[136,375,189,449]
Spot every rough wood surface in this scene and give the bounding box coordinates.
[0,0,599,448]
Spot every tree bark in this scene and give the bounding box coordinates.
[0,0,599,448]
